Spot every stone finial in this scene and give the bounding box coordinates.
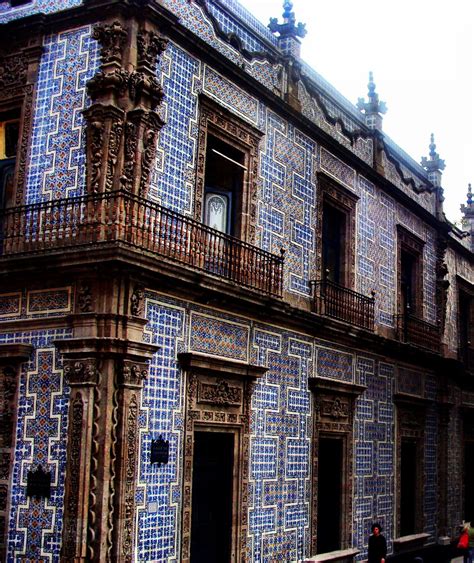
[268,1,307,39]
[356,72,387,130]
[268,0,306,58]
[467,183,473,206]
[421,133,445,194]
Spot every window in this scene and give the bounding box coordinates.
[317,174,357,288]
[0,114,20,209]
[203,135,245,236]
[397,226,424,317]
[195,97,262,244]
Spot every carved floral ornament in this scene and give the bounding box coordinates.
[198,378,242,406]
[0,53,28,95]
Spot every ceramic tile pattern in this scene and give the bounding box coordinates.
[0,0,82,23]
[2,329,72,563]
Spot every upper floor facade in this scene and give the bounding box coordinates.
[0,0,472,370]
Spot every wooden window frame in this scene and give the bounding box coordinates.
[195,96,262,244]
[316,172,358,288]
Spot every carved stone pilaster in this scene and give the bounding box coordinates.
[61,358,101,562]
[112,359,148,562]
[83,104,125,194]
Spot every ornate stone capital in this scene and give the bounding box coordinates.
[63,360,100,386]
[137,29,168,72]
[119,361,148,388]
[93,21,128,67]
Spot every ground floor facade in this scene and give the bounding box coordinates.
[0,271,473,562]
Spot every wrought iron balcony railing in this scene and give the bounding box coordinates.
[311,279,375,331]
[0,190,284,297]
[396,313,440,352]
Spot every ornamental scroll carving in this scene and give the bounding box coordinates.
[77,281,93,313]
[198,379,242,406]
[121,393,139,559]
[62,394,84,558]
[0,53,28,98]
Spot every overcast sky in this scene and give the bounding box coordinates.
[237,0,474,224]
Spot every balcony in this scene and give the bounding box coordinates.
[396,313,440,352]
[311,279,375,331]
[0,190,284,297]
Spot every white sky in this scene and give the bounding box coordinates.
[237,0,474,224]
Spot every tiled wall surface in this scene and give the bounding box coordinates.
[1,329,72,563]
[0,0,82,24]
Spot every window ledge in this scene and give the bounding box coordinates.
[393,533,430,550]
[304,548,360,562]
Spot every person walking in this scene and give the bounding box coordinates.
[368,523,387,563]
[461,522,474,563]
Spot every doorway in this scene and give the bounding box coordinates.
[190,430,235,562]
[400,439,417,536]
[317,436,343,553]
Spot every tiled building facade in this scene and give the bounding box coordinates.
[0,1,473,562]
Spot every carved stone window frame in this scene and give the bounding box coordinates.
[194,95,263,244]
[308,377,366,555]
[394,393,427,538]
[177,352,267,563]
[397,225,425,317]
[0,41,42,207]
[316,172,358,288]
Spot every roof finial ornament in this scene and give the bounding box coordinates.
[421,133,445,172]
[467,183,473,206]
[356,72,387,129]
[269,0,307,39]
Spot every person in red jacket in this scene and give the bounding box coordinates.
[368,523,387,563]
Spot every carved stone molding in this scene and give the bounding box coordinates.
[194,96,263,244]
[309,376,364,554]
